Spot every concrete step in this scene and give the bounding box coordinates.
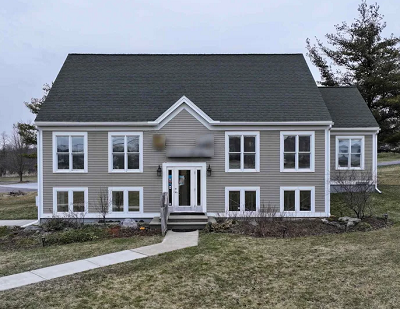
[168,215,208,222]
[149,216,215,230]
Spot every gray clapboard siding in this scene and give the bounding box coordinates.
[42,109,327,214]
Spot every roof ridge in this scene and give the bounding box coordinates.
[67,53,304,56]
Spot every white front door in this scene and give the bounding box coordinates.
[163,163,206,213]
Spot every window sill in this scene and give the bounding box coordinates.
[53,170,88,173]
[108,170,143,173]
[225,169,260,173]
[280,169,314,173]
[336,167,364,171]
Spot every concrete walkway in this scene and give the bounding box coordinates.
[0,220,37,227]
[378,160,400,166]
[0,230,198,291]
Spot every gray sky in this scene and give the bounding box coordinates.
[1,0,399,135]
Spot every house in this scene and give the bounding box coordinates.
[34,54,379,224]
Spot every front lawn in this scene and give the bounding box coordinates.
[1,229,400,309]
[0,192,37,220]
[0,231,162,277]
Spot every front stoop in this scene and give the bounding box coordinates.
[149,212,216,230]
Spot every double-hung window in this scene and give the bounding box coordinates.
[225,132,260,172]
[108,132,143,173]
[108,187,143,214]
[280,131,315,172]
[53,187,88,214]
[53,132,88,173]
[336,136,364,170]
[225,187,260,213]
[280,187,315,214]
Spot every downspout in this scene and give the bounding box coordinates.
[374,130,382,193]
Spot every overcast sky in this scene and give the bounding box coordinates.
[1,0,399,135]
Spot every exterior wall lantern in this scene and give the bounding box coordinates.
[207,164,212,176]
[157,165,162,177]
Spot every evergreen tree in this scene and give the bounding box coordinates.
[306,1,400,147]
[17,83,51,146]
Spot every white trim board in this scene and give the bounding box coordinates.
[52,132,88,173]
[335,136,365,170]
[279,131,315,173]
[225,131,260,172]
[108,132,143,173]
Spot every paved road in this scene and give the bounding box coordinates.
[0,182,37,193]
[378,160,400,166]
[0,220,37,227]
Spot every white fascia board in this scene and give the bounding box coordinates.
[331,127,380,132]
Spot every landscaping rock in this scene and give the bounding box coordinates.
[249,220,258,227]
[120,219,138,229]
[339,217,361,223]
[321,218,345,230]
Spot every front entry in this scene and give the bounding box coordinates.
[162,163,206,213]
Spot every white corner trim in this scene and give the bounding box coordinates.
[52,132,88,173]
[52,187,89,215]
[279,131,315,173]
[38,128,43,219]
[108,187,144,214]
[335,136,365,170]
[224,131,260,172]
[279,186,316,214]
[108,132,143,173]
[325,128,331,217]
[225,187,261,213]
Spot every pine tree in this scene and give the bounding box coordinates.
[306,1,400,148]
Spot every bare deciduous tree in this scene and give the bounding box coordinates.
[0,132,8,176]
[94,187,111,224]
[332,169,376,219]
[9,126,31,182]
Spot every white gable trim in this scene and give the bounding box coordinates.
[149,96,219,126]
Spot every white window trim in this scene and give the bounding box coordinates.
[108,132,143,173]
[280,131,315,172]
[108,187,144,214]
[280,186,315,214]
[225,131,260,172]
[53,187,88,214]
[335,136,365,170]
[225,187,260,214]
[52,132,88,173]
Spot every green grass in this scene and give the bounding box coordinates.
[0,235,162,277]
[0,192,37,220]
[1,230,400,309]
[0,167,399,308]
[377,152,400,163]
[0,176,37,183]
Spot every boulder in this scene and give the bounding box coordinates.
[120,219,138,229]
[339,217,361,223]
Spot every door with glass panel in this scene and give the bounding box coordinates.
[166,167,204,212]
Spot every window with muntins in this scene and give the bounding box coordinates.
[53,133,87,172]
[53,188,88,214]
[280,132,314,172]
[225,187,260,213]
[109,133,143,172]
[280,187,315,213]
[109,187,143,213]
[336,137,364,169]
[225,132,260,172]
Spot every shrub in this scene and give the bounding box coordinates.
[354,222,372,232]
[44,226,108,246]
[42,216,80,231]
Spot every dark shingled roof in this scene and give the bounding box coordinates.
[36,54,333,123]
[318,86,378,128]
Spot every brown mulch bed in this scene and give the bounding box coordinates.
[207,217,391,238]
